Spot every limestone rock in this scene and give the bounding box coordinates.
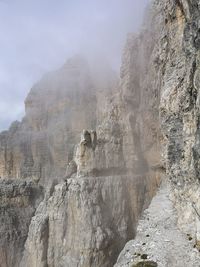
[0,0,174,266]
[115,182,200,267]
[20,175,158,267]
[152,0,200,244]
[116,0,200,264]
[0,179,43,267]
[64,160,77,179]
[0,40,162,267]
[74,130,96,177]
[0,56,116,184]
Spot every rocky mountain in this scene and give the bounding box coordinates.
[0,56,116,184]
[0,38,162,266]
[1,0,200,266]
[116,0,200,265]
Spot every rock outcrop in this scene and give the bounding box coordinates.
[0,56,116,184]
[137,0,200,247]
[0,39,162,265]
[74,130,97,178]
[20,175,158,267]
[0,7,165,266]
[19,111,160,266]
[4,0,200,265]
[158,0,200,246]
[115,0,200,265]
[115,182,200,267]
[0,179,43,267]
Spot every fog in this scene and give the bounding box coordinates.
[0,0,149,131]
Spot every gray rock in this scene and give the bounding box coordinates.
[116,0,200,265]
[0,179,43,267]
[0,56,116,185]
[20,175,157,267]
[115,182,200,267]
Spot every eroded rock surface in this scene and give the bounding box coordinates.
[115,182,200,267]
[0,179,43,267]
[0,10,164,267]
[150,0,200,245]
[116,0,200,265]
[19,113,160,266]
[0,56,116,184]
[0,41,162,266]
[2,0,196,265]
[20,175,158,267]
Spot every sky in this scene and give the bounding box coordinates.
[0,0,149,131]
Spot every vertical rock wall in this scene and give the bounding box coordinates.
[116,0,200,262]
[0,0,184,265]
[156,0,200,244]
[0,56,116,184]
[20,175,158,267]
[18,15,163,266]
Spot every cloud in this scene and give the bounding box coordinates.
[0,0,148,131]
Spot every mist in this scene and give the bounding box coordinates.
[0,0,149,131]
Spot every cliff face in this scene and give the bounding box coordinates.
[0,21,163,267]
[17,30,162,265]
[0,56,115,184]
[20,175,158,267]
[115,182,200,267]
[3,0,200,265]
[116,0,200,265]
[153,0,200,243]
[0,180,43,267]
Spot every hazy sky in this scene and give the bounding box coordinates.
[0,0,148,131]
